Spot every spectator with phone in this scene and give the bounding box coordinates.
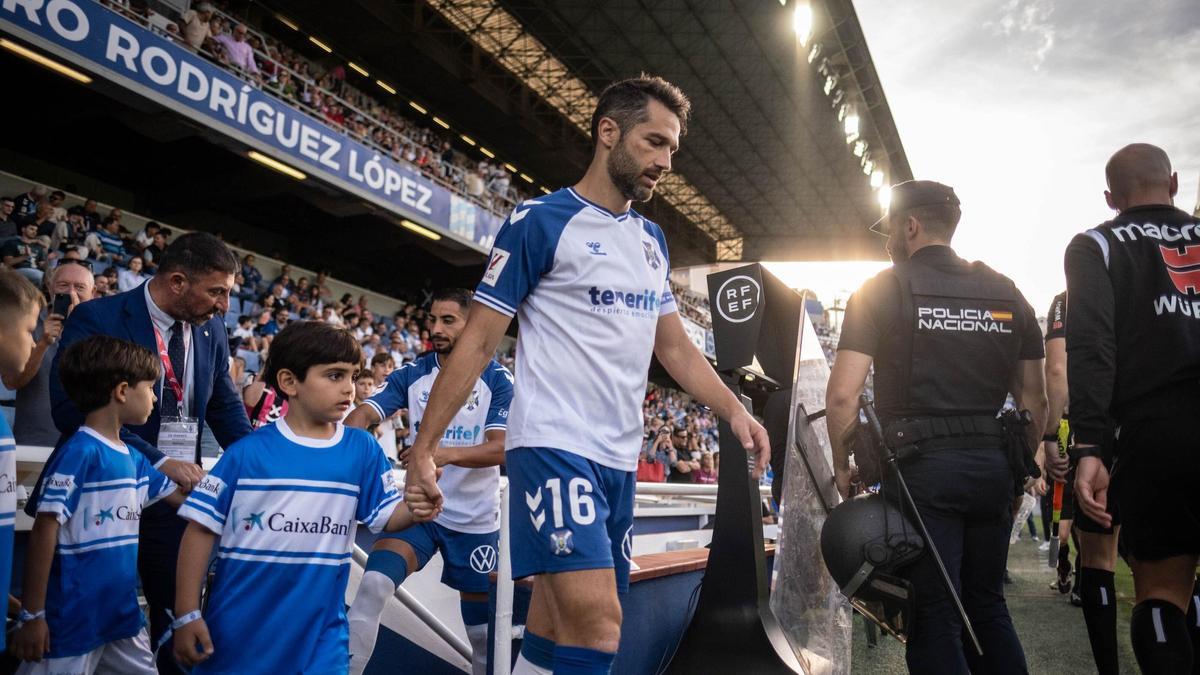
[637,424,675,483]
[4,260,94,446]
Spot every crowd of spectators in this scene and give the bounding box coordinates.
[670,280,713,329]
[638,384,721,484]
[0,184,523,460]
[102,0,532,215]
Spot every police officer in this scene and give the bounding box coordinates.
[1067,144,1200,674]
[827,180,1047,673]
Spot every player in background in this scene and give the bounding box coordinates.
[344,289,512,675]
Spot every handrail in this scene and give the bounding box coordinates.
[493,480,514,674]
[350,543,474,662]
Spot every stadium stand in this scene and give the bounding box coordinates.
[99,0,534,217]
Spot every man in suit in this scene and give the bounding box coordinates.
[42,231,253,673]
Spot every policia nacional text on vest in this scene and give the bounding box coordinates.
[872,249,1037,483]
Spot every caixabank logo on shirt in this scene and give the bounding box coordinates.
[84,504,141,529]
[916,306,1013,333]
[232,507,354,536]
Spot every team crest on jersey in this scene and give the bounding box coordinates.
[464,389,480,411]
[419,390,430,404]
[642,241,661,270]
[550,528,574,556]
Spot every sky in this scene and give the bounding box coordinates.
[765,0,1200,315]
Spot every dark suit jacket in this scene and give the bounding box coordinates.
[26,284,252,515]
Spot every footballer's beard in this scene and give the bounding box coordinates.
[432,334,454,355]
[607,140,656,203]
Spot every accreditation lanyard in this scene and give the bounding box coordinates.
[153,326,186,418]
[153,324,200,463]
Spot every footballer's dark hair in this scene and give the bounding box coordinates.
[263,321,361,399]
[58,336,160,414]
[430,288,473,311]
[590,75,691,148]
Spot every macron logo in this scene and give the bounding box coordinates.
[481,249,510,287]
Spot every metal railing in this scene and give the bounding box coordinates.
[350,544,473,663]
[15,444,761,672]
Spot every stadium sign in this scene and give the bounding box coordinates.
[0,0,505,252]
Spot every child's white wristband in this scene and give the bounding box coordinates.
[172,610,203,630]
[17,608,45,625]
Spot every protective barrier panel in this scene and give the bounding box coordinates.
[770,314,853,675]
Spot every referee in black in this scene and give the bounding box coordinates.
[1067,143,1200,673]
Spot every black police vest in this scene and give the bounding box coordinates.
[875,258,1024,418]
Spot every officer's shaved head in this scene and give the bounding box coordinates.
[1105,143,1173,202]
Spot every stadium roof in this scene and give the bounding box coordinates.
[268,0,910,262]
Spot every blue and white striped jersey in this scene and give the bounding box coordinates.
[178,419,401,673]
[36,426,175,657]
[474,188,676,471]
[0,414,15,653]
[365,352,512,533]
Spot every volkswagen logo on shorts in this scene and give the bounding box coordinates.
[622,526,633,563]
[550,529,574,556]
[715,275,761,324]
[470,545,497,574]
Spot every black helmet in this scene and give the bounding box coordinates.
[821,493,924,598]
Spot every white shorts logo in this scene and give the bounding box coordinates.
[481,249,510,287]
[470,544,498,574]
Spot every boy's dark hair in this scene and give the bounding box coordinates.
[370,352,394,367]
[238,314,251,325]
[59,336,160,414]
[590,75,691,147]
[430,288,473,311]
[158,232,238,277]
[356,368,375,382]
[263,322,361,399]
[0,267,44,317]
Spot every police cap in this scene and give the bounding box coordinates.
[870,180,960,235]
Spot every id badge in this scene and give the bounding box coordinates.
[159,417,200,463]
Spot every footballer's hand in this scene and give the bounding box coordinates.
[729,409,770,479]
[404,451,444,514]
[174,618,214,666]
[405,473,442,522]
[11,616,49,662]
